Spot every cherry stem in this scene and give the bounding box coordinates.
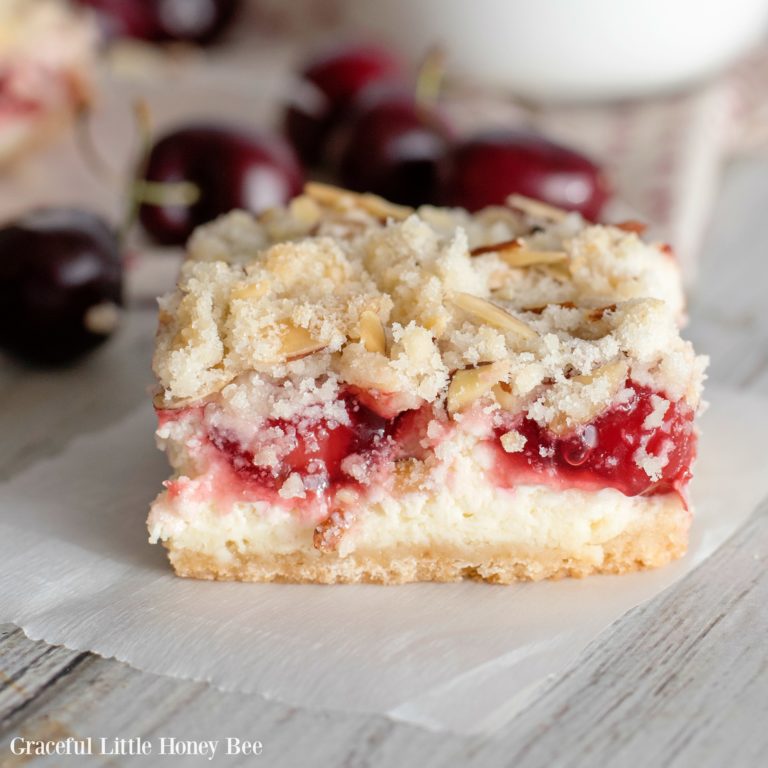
[119,100,201,244]
[414,45,447,114]
[133,180,201,206]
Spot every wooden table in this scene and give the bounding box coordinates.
[1,155,767,767]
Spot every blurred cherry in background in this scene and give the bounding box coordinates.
[138,124,303,245]
[442,131,610,220]
[77,0,241,44]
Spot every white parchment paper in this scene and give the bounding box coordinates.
[1,385,766,735]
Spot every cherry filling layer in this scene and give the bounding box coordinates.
[490,384,695,498]
[159,382,696,509]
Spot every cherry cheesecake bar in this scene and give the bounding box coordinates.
[148,184,706,583]
[0,0,96,166]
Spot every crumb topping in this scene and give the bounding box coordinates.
[154,186,705,438]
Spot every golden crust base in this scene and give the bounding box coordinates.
[164,503,689,584]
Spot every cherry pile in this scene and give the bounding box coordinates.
[0,40,612,366]
[282,43,610,215]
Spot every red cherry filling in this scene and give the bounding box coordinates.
[208,396,392,495]
[491,384,696,497]
[185,384,695,507]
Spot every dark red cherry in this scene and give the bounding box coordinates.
[138,124,303,246]
[336,85,452,207]
[0,209,122,365]
[284,43,402,166]
[442,131,610,220]
[77,0,240,44]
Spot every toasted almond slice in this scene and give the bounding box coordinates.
[358,310,387,354]
[447,361,510,414]
[507,194,569,222]
[492,382,521,412]
[548,359,629,435]
[586,303,617,322]
[573,358,628,387]
[358,192,413,220]
[540,261,572,281]
[500,249,568,267]
[289,194,322,227]
[230,280,270,301]
[304,182,412,220]
[450,292,538,338]
[470,238,568,267]
[279,324,327,361]
[470,238,521,257]
[613,219,647,234]
[522,301,577,315]
[304,181,354,207]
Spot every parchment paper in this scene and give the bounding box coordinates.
[1,385,767,735]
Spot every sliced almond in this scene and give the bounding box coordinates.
[358,310,387,354]
[586,304,617,322]
[358,192,413,221]
[522,301,576,315]
[549,359,628,435]
[423,312,448,338]
[613,219,647,235]
[447,361,509,414]
[304,182,412,221]
[470,238,521,257]
[492,381,522,412]
[506,194,569,222]
[289,194,322,227]
[500,249,568,268]
[539,261,572,281]
[573,358,628,387]
[278,324,327,362]
[230,280,270,301]
[449,292,538,339]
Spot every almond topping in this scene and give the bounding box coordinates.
[304,182,413,220]
[492,382,521,412]
[586,304,617,322]
[289,194,322,227]
[500,249,568,268]
[506,194,569,222]
[573,358,628,387]
[447,361,509,414]
[614,219,647,234]
[450,292,538,338]
[470,238,568,267]
[358,310,387,354]
[278,324,327,362]
[470,238,521,257]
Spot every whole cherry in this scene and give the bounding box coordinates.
[77,0,240,45]
[137,124,303,246]
[335,84,452,208]
[284,43,403,166]
[441,131,610,220]
[0,209,122,365]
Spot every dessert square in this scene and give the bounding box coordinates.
[148,184,706,583]
[0,0,96,165]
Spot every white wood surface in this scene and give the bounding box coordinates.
[1,154,768,767]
